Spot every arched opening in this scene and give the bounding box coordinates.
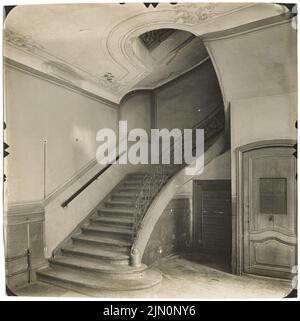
[120,28,231,273]
[122,28,225,131]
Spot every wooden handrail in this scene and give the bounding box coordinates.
[61,102,224,208]
[61,152,125,208]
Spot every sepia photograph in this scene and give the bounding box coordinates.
[1,1,298,301]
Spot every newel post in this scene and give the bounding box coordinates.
[130,246,141,267]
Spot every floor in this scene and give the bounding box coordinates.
[15,254,292,299]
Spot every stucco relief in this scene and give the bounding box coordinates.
[4,29,44,52]
[172,3,219,25]
[94,71,126,92]
[3,3,287,104]
[4,29,125,94]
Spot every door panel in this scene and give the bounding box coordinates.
[193,180,231,256]
[243,146,297,279]
[251,239,296,269]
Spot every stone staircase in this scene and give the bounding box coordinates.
[36,173,163,295]
[36,107,226,295]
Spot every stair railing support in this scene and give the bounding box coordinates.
[130,247,141,267]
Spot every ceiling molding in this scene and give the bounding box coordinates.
[131,55,210,93]
[5,54,208,110]
[201,12,292,42]
[3,57,119,110]
[4,3,287,103]
[119,89,152,106]
[104,2,259,70]
[120,55,210,104]
[4,29,123,102]
[103,3,252,88]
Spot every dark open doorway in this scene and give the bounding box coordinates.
[190,180,232,272]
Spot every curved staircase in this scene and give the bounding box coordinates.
[37,173,163,295]
[36,105,226,296]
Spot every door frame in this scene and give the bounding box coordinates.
[235,139,296,276]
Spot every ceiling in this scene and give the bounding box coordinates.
[135,31,209,89]
[4,3,287,104]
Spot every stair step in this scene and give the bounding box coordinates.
[81,225,133,239]
[49,256,146,279]
[71,242,129,255]
[71,234,131,249]
[126,173,147,178]
[111,192,144,200]
[98,207,134,216]
[96,212,134,221]
[114,190,140,196]
[37,267,162,293]
[104,200,134,208]
[90,215,133,227]
[118,185,141,191]
[61,245,129,264]
[123,180,144,186]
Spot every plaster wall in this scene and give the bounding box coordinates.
[155,60,223,130]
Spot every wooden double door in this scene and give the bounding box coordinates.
[241,142,297,279]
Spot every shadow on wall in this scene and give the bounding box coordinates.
[142,198,191,265]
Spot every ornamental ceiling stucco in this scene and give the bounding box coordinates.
[3,3,287,104]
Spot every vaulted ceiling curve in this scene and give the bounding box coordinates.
[4,3,287,104]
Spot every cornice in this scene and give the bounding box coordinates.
[120,56,210,104]
[3,3,286,104]
[201,12,293,42]
[4,57,119,110]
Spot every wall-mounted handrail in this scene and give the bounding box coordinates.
[61,151,125,208]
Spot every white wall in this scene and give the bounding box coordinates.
[120,91,151,134]
[4,65,139,256]
[205,19,297,195]
[44,161,143,257]
[175,150,231,197]
[5,66,119,203]
[155,60,223,130]
[231,93,296,149]
[204,18,297,272]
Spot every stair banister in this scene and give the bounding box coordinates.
[130,104,225,266]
